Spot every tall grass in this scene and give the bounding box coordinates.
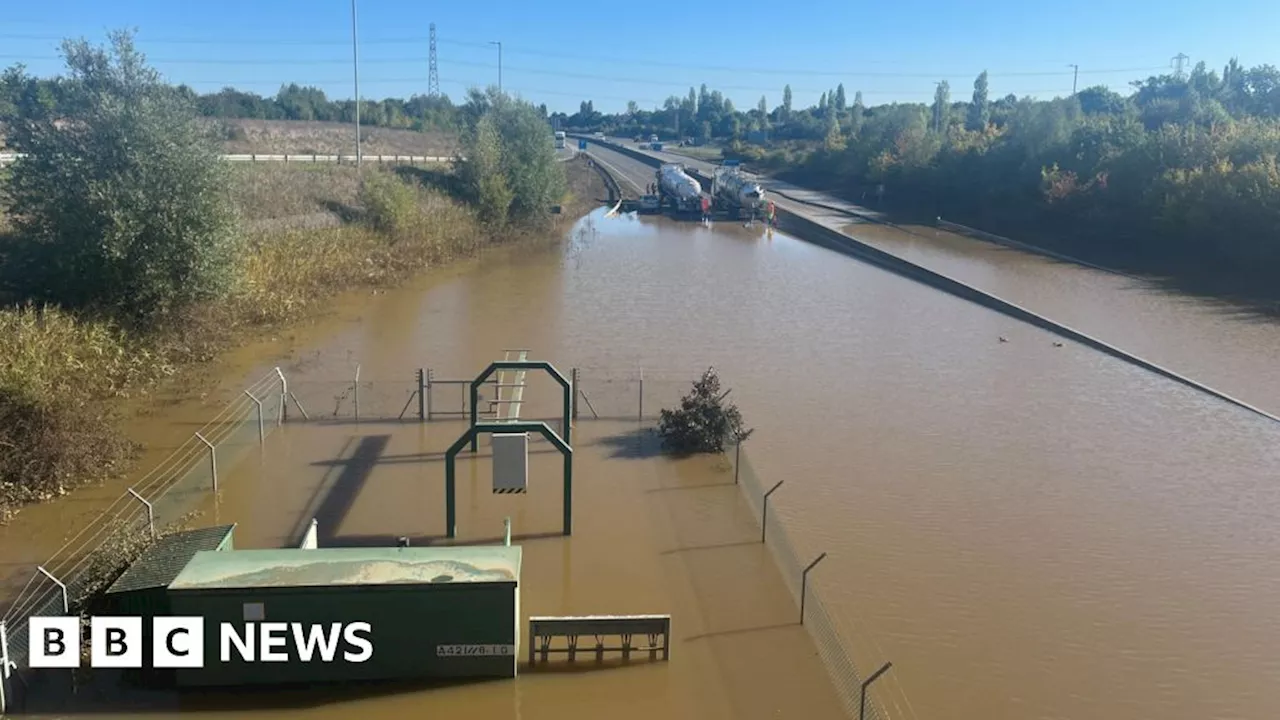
[0,164,526,519]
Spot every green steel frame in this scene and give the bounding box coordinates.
[468,360,571,452]
[444,421,573,539]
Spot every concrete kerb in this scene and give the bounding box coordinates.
[581,136,1280,427]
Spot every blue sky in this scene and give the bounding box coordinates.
[4,0,1278,114]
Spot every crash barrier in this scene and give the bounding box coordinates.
[583,152,623,204]
[0,369,293,712]
[579,135,1280,427]
[527,615,671,665]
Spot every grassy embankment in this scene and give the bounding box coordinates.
[0,142,607,521]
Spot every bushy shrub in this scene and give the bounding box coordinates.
[458,88,565,227]
[1,31,238,326]
[657,367,753,455]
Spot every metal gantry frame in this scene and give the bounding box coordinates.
[468,360,572,452]
[444,421,572,539]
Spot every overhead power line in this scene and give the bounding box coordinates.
[0,34,1168,80]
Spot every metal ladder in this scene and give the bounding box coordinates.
[493,349,528,422]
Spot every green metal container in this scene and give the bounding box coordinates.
[101,524,235,686]
[165,545,521,687]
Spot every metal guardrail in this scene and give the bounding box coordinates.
[528,614,671,664]
[0,152,456,166]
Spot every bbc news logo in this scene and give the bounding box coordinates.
[29,617,373,668]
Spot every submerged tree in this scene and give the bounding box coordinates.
[657,367,753,455]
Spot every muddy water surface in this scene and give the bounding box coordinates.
[8,207,1280,720]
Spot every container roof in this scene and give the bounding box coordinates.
[168,545,521,591]
[106,524,236,595]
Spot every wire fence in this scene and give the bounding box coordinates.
[0,369,288,694]
[0,361,916,720]
[283,364,916,720]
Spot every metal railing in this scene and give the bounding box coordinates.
[290,365,917,720]
[0,368,290,700]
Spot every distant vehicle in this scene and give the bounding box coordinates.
[649,134,659,143]
[554,131,566,149]
[655,163,703,213]
[594,132,605,139]
[711,160,766,220]
[651,142,664,151]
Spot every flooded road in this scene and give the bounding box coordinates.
[8,203,1280,720]
[845,220,1280,418]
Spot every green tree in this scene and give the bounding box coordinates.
[967,71,990,131]
[932,80,951,133]
[657,368,753,455]
[459,112,512,225]
[459,88,565,226]
[819,91,828,113]
[757,95,769,129]
[824,111,844,151]
[1,31,238,325]
[835,83,847,112]
[849,90,865,136]
[782,84,793,120]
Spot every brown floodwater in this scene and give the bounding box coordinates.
[7,205,1280,720]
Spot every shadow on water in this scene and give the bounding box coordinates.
[16,669,500,715]
[305,434,388,547]
[595,427,666,460]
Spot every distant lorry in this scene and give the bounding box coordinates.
[711,161,766,220]
[554,131,566,149]
[651,142,664,151]
[656,163,703,213]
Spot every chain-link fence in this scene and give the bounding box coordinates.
[284,364,917,720]
[0,369,288,702]
[728,439,920,720]
[0,362,916,720]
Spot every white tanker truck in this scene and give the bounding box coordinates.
[655,163,703,213]
[711,161,766,220]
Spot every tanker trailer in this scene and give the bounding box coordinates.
[712,162,766,220]
[656,163,703,213]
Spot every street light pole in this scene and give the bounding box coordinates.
[1068,64,1079,95]
[490,41,502,92]
[351,0,361,166]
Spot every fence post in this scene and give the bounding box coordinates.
[426,369,434,421]
[353,364,361,422]
[762,480,784,543]
[0,619,9,715]
[638,368,644,420]
[734,438,742,484]
[127,488,155,540]
[417,369,426,421]
[860,661,894,720]
[36,566,68,614]
[275,367,288,425]
[570,368,580,420]
[244,390,265,443]
[195,432,217,492]
[800,552,828,625]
